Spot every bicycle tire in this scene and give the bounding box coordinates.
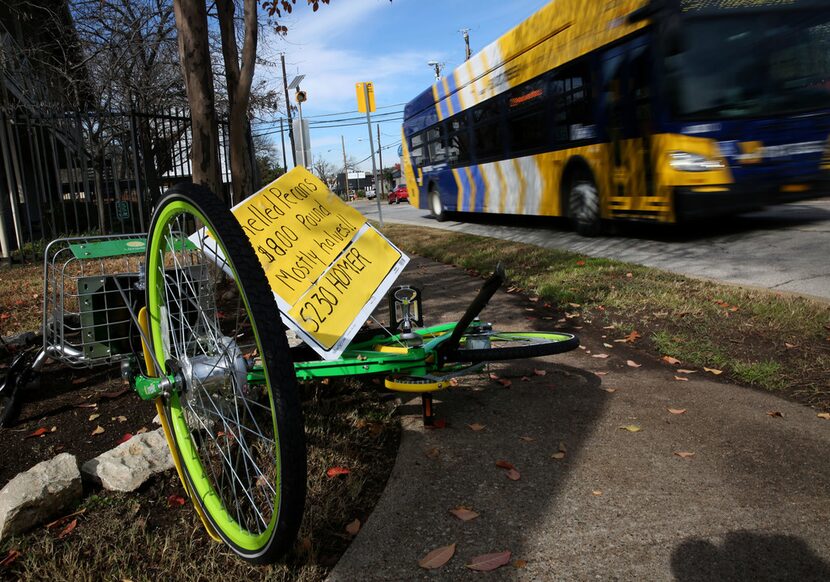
[146,183,305,564]
[443,331,579,363]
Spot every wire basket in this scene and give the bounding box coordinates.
[42,234,148,368]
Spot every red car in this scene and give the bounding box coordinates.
[388,185,408,204]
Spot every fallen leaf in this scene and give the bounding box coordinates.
[704,367,723,375]
[91,425,105,436]
[71,377,88,385]
[619,425,642,432]
[75,403,98,409]
[506,468,521,481]
[603,343,614,349]
[595,371,608,377]
[326,467,350,478]
[568,302,581,308]
[88,413,100,421]
[603,387,617,393]
[467,423,486,432]
[425,447,440,459]
[550,451,566,460]
[674,376,689,382]
[662,355,681,365]
[676,369,697,374]
[533,369,546,376]
[419,543,456,569]
[113,415,127,423]
[57,518,77,539]
[592,490,603,496]
[626,360,641,368]
[784,342,797,349]
[514,559,528,569]
[521,376,530,382]
[626,272,633,278]
[25,427,49,439]
[117,433,133,444]
[817,413,830,420]
[620,331,641,343]
[519,436,535,442]
[44,509,87,529]
[767,411,783,418]
[495,460,515,470]
[100,388,128,399]
[466,550,512,571]
[497,378,512,387]
[674,452,696,459]
[167,494,186,507]
[592,353,609,359]
[668,408,687,415]
[135,427,148,434]
[449,507,479,521]
[0,549,21,568]
[345,519,361,536]
[576,260,585,266]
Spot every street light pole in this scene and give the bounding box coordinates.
[362,83,383,227]
[427,60,443,82]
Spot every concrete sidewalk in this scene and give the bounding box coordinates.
[327,257,830,581]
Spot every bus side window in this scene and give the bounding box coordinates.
[472,97,504,161]
[507,78,549,153]
[426,127,447,164]
[552,60,594,143]
[447,115,471,166]
[410,132,425,166]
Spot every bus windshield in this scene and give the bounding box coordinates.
[666,10,830,120]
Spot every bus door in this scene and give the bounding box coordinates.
[601,36,656,219]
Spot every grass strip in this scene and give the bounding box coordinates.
[382,223,830,409]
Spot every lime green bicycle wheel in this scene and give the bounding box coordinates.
[446,331,579,362]
[146,183,305,564]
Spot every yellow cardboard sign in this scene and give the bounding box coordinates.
[356,82,376,113]
[230,167,408,359]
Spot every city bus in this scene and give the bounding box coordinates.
[400,0,830,235]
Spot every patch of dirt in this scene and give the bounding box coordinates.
[0,363,157,487]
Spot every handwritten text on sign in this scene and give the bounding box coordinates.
[231,167,408,359]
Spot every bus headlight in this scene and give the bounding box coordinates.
[669,151,725,172]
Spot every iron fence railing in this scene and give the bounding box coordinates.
[0,108,233,262]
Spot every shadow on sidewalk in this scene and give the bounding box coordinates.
[671,531,830,582]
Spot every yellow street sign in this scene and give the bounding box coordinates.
[356,82,376,113]
[226,167,408,359]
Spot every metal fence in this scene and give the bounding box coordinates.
[0,108,233,261]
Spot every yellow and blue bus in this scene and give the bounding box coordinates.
[401,0,830,235]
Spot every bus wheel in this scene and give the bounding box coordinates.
[429,189,447,222]
[568,177,602,237]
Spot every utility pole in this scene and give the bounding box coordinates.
[341,135,349,200]
[361,83,383,227]
[377,125,385,201]
[279,118,287,174]
[280,53,296,167]
[461,28,472,60]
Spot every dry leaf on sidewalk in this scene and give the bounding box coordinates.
[418,543,456,569]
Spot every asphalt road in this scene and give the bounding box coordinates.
[358,197,830,301]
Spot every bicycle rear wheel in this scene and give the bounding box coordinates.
[444,331,579,363]
[146,183,305,564]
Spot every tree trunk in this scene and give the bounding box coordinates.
[217,0,257,205]
[173,0,222,197]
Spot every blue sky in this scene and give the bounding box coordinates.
[252,0,547,172]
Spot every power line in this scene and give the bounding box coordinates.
[252,116,404,139]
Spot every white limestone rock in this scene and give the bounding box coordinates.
[0,453,82,542]
[81,428,173,492]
